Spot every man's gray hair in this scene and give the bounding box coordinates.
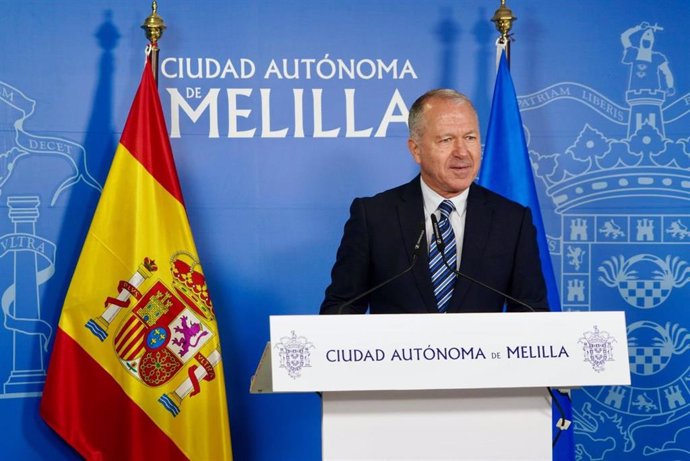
[408,89,476,140]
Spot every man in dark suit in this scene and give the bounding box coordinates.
[320,89,549,315]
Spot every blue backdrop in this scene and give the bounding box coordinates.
[1,1,689,459]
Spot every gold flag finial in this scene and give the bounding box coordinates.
[491,0,516,45]
[141,0,166,49]
[491,0,516,67]
[142,1,165,83]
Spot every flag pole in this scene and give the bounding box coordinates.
[491,0,516,69]
[141,0,166,84]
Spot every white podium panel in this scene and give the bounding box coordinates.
[269,311,630,392]
[322,388,551,461]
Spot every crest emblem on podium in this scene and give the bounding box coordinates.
[579,326,616,372]
[274,331,314,379]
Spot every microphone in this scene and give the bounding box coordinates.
[335,225,426,314]
[430,213,537,312]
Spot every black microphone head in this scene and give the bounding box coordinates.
[413,221,426,254]
[430,213,445,251]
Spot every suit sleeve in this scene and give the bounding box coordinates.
[320,198,371,314]
[507,207,550,312]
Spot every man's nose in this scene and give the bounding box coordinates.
[452,139,469,156]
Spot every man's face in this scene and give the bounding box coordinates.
[407,97,482,198]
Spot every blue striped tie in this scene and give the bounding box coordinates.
[429,200,457,313]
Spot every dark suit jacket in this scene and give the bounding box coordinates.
[320,176,549,314]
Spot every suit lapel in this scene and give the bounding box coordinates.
[397,177,438,313]
[447,184,493,312]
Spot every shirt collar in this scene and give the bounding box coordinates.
[420,177,469,216]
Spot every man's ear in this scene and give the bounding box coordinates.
[408,138,421,165]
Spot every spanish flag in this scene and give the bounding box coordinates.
[40,59,233,460]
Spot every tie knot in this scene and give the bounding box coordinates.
[438,200,455,218]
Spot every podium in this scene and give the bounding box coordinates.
[251,312,630,460]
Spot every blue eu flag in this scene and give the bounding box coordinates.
[478,50,574,461]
